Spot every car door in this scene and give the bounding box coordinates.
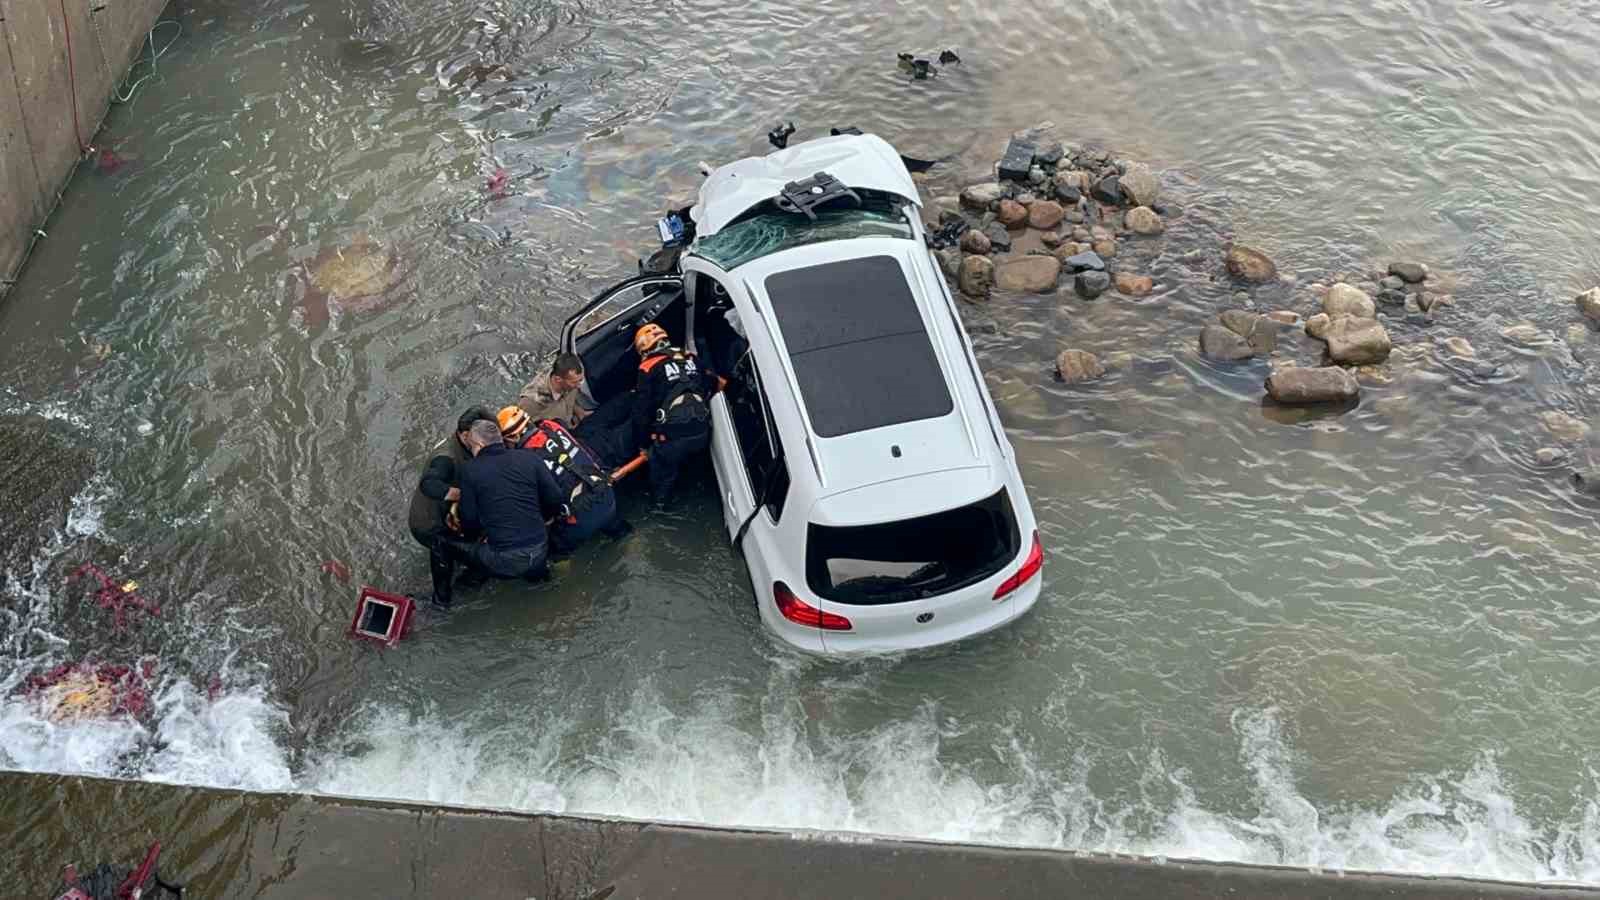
[559,274,684,404]
[708,388,751,540]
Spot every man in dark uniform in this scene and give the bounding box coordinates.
[448,420,567,581]
[630,322,717,506]
[407,405,496,607]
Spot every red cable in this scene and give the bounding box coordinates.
[59,0,87,153]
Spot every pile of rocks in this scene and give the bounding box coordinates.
[940,137,1170,302]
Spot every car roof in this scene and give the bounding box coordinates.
[721,239,998,502]
[691,134,920,238]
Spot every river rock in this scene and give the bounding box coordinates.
[1267,310,1300,325]
[1053,180,1082,204]
[995,255,1062,293]
[998,138,1037,182]
[936,247,962,278]
[959,229,991,255]
[1569,324,1590,345]
[1380,275,1406,292]
[1114,273,1153,296]
[1091,175,1122,205]
[1035,141,1065,166]
[1572,471,1600,495]
[1220,310,1261,337]
[1376,288,1408,309]
[1055,349,1106,383]
[1040,230,1065,248]
[1075,270,1111,298]
[1061,250,1106,273]
[1119,164,1161,207]
[984,223,1013,253]
[1323,284,1376,319]
[960,183,1004,210]
[958,255,995,299]
[1199,324,1254,361]
[1092,239,1118,259]
[1225,245,1278,283]
[1052,242,1086,261]
[1540,410,1590,442]
[1124,206,1164,235]
[1576,287,1600,321]
[1324,316,1392,365]
[997,199,1028,228]
[1305,313,1332,340]
[1500,323,1546,345]
[1535,447,1569,466]
[1388,261,1428,283]
[1265,366,1359,405]
[1027,200,1065,230]
[1442,336,1474,358]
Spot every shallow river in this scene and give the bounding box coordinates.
[6,0,1600,890]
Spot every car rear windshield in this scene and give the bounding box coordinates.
[764,255,954,437]
[806,488,1021,605]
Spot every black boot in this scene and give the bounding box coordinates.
[427,534,456,607]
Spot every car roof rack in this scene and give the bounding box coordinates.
[774,172,860,222]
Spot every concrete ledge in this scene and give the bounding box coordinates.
[1,772,1596,899]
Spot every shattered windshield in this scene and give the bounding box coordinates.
[694,194,915,271]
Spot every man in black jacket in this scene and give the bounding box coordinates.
[630,323,717,506]
[448,419,567,581]
[407,405,496,607]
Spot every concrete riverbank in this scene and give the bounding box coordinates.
[0,0,168,296]
[4,772,1596,898]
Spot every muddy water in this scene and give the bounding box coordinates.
[5,0,1600,892]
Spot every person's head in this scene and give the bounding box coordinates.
[497,405,530,445]
[456,405,496,445]
[549,353,585,394]
[466,419,503,455]
[633,322,670,357]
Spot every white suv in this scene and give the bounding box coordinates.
[561,133,1043,653]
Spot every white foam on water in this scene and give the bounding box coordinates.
[300,685,1600,885]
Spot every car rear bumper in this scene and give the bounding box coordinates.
[761,574,1043,656]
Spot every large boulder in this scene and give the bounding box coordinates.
[1027,200,1065,230]
[1225,245,1278,283]
[1388,261,1429,283]
[1119,164,1161,207]
[1323,316,1392,365]
[997,199,1028,228]
[959,229,991,255]
[1199,324,1254,361]
[1055,349,1106,383]
[1576,287,1600,321]
[1265,366,1360,405]
[958,255,995,299]
[960,183,1004,210]
[1124,206,1164,235]
[994,255,1061,293]
[1323,283,1376,319]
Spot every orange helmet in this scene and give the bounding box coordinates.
[633,322,669,356]
[497,405,529,440]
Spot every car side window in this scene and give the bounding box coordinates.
[727,353,790,521]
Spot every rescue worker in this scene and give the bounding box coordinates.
[517,353,596,424]
[498,405,630,553]
[447,420,567,581]
[630,323,716,505]
[407,405,496,607]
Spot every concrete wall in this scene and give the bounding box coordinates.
[0,0,168,297]
[3,772,1597,899]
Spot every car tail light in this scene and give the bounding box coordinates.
[993,531,1043,600]
[774,582,852,631]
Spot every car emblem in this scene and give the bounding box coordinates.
[916,612,934,624]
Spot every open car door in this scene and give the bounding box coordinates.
[560,274,685,404]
